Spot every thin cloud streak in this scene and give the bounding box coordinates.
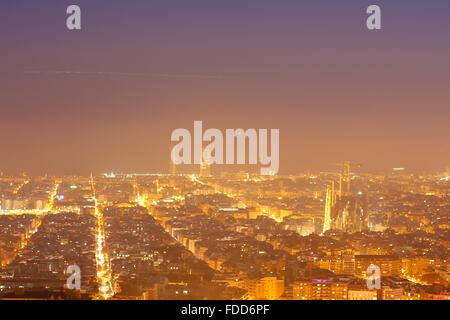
[23,70,236,80]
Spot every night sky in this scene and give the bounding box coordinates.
[1,0,449,175]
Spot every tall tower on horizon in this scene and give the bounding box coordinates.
[199,150,211,177]
[169,159,178,176]
[323,183,336,233]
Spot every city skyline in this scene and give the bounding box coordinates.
[0,0,448,303]
[0,170,448,300]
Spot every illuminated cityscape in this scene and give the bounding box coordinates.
[1,0,449,306]
[0,165,448,300]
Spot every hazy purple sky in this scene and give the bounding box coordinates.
[1,0,449,175]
